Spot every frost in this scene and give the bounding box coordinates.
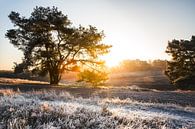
[0,91,194,129]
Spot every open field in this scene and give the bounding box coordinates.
[60,71,174,90]
[0,89,195,129]
[107,71,174,90]
[0,76,195,128]
[0,70,174,91]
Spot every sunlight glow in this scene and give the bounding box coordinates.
[0,0,195,69]
[102,25,158,67]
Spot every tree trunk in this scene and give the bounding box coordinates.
[49,69,61,85]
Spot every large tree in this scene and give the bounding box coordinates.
[6,6,111,84]
[165,36,195,89]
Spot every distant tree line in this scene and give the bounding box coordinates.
[110,59,166,73]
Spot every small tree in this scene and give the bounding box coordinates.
[77,61,108,86]
[78,69,108,86]
[165,36,195,89]
[6,6,111,84]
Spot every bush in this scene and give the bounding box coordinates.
[78,70,108,86]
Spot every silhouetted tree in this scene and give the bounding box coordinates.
[165,36,195,89]
[6,6,111,84]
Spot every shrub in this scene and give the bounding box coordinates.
[78,70,108,86]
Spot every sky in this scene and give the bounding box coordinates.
[0,0,195,69]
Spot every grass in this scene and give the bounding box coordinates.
[0,90,194,129]
[0,72,194,129]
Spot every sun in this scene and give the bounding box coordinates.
[104,56,120,67]
[101,52,123,67]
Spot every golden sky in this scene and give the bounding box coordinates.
[0,0,195,69]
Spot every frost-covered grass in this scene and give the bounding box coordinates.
[0,89,16,96]
[0,90,194,129]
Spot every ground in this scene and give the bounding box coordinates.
[0,71,195,128]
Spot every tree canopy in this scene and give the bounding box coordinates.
[165,36,195,89]
[6,6,111,84]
